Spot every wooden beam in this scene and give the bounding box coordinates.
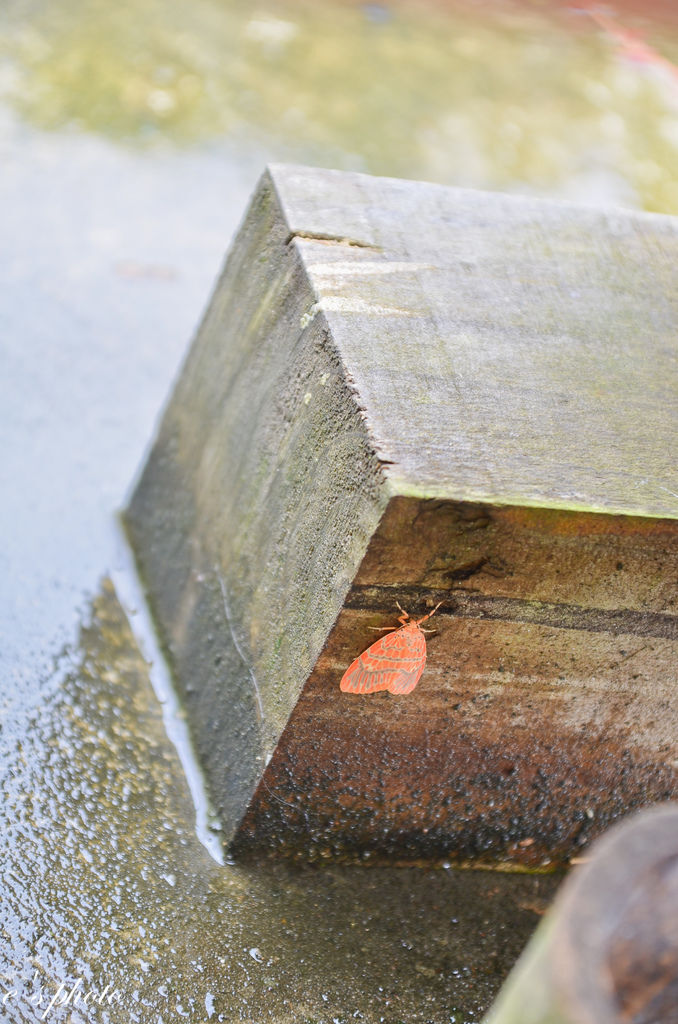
[125,165,678,864]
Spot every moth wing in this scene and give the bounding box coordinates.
[340,653,392,693]
[380,625,426,694]
[386,659,426,694]
[340,626,427,695]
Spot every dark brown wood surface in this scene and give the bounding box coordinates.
[234,498,678,865]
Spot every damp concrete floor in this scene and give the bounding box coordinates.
[1,579,560,1022]
[2,0,678,1020]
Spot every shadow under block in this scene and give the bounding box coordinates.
[125,164,678,866]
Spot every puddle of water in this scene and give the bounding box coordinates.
[0,113,265,698]
[0,580,560,1022]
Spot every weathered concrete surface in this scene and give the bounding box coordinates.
[126,165,678,865]
[483,802,678,1024]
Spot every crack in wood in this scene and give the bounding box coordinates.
[285,230,379,250]
[346,584,678,640]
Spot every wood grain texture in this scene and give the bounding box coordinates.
[233,498,678,865]
[126,164,678,857]
[126,170,390,834]
[274,164,678,518]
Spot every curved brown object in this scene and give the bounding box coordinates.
[484,803,678,1024]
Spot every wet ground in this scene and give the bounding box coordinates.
[2,0,677,1020]
[0,581,558,1022]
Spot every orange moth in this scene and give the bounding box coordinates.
[340,601,443,695]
